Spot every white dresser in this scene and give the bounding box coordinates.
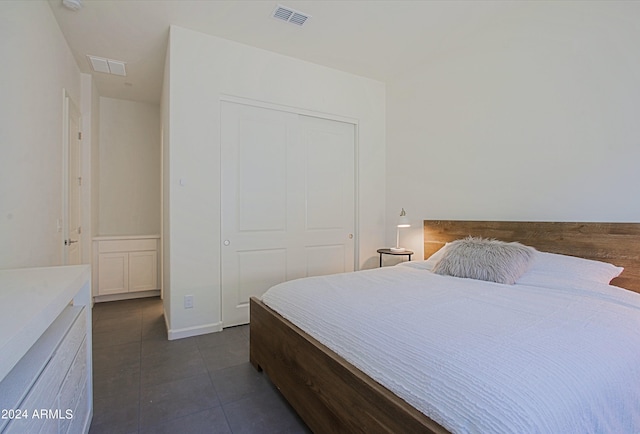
[93,235,160,302]
[0,265,92,434]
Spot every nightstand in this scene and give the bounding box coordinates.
[377,248,414,267]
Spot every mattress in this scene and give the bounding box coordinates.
[261,263,640,433]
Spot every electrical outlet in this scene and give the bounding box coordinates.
[184,295,194,309]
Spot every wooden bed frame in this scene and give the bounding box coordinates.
[250,221,640,433]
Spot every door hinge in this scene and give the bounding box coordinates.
[78,131,82,140]
[78,226,82,235]
[77,176,82,186]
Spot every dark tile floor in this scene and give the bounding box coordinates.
[89,297,310,434]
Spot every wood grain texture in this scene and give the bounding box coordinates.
[250,297,448,434]
[424,220,640,293]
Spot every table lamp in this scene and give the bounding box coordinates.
[391,208,410,252]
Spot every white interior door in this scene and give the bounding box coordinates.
[221,101,355,327]
[295,115,355,279]
[65,95,82,265]
[221,103,297,327]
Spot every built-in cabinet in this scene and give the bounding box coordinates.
[93,235,160,302]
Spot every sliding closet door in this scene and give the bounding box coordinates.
[221,101,355,327]
[295,115,355,279]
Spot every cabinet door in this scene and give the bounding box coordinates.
[98,253,129,295]
[129,251,158,292]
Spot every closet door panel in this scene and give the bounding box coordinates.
[304,126,349,230]
[299,115,355,276]
[304,244,346,278]
[236,249,287,305]
[237,117,287,232]
[221,102,297,327]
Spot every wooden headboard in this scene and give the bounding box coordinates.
[424,220,640,294]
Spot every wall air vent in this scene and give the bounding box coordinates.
[271,4,311,27]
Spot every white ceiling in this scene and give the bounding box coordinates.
[48,0,524,104]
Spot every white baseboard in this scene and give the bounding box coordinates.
[165,318,223,340]
[93,290,160,303]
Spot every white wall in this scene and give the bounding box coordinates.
[386,1,640,258]
[98,97,161,236]
[80,73,99,263]
[164,26,386,338]
[0,1,81,268]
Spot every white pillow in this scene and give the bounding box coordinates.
[424,243,450,269]
[433,237,536,285]
[396,243,450,271]
[517,251,623,287]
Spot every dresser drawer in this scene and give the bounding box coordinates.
[58,336,87,433]
[59,339,87,432]
[62,381,88,434]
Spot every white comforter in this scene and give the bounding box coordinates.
[261,264,640,433]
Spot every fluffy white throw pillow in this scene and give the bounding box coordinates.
[433,236,536,285]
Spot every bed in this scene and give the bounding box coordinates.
[249,221,640,433]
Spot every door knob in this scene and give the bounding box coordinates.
[64,239,78,246]
[223,240,230,246]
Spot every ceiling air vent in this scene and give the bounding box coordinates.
[87,55,127,76]
[272,4,311,27]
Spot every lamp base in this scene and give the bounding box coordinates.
[390,247,406,253]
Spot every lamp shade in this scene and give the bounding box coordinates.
[397,208,410,227]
